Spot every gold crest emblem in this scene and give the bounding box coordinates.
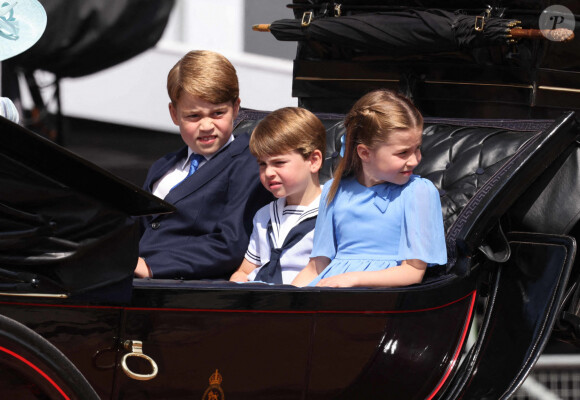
[202,369,225,400]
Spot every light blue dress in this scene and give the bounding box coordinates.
[308,175,447,286]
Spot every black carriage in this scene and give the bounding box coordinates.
[2,1,580,399]
[1,106,579,399]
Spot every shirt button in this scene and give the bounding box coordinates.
[151,222,160,230]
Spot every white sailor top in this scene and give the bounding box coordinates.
[245,195,320,284]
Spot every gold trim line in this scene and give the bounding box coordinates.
[295,77,399,82]
[295,76,533,90]
[424,80,532,89]
[0,292,69,298]
[538,86,580,94]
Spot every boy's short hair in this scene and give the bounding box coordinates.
[167,50,239,105]
[250,107,326,160]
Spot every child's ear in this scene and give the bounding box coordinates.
[357,144,371,161]
[232,98,241,120]
[308,149,323,172]
[169,102,179,126]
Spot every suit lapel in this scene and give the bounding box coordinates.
[146,147,187,192]
[164,133,250,204]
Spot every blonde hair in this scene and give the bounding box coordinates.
[250,107,326,160]
[167,50,239,105]
[328,89,423,203]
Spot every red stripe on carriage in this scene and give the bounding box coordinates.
[0,345,70,400]
[0,291,476,314]
[425,291,477,399]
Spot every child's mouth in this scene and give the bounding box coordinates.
[198,135,216,143]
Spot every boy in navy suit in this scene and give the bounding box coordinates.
[135,50,271,279]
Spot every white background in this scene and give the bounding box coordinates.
[58,0,297,133]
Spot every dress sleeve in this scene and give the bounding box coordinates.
[398,178,447,266]
[309,180,337,260]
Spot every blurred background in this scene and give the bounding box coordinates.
[57,0,298,131]
[1,0,297,185]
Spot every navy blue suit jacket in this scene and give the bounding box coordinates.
[139,132,272,279]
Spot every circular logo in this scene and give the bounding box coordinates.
[539,5,575,41]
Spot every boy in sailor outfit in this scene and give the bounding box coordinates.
[230,107,326,284]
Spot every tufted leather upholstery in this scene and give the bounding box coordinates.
[417,124,535,232]
[234,109,579,276]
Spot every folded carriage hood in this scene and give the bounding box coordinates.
[0,116,174,296]
[6,0,175,78]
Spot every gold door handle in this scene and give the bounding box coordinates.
[121,340,158,381]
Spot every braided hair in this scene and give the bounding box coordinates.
[327,89,423,204]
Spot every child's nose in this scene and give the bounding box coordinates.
[200,118,214,130]
[265,165,275,177]
[409,151,421,166]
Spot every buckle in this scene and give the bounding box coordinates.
[475,15,485,32]
[302,11,313,27]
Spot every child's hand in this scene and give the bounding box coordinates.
[230,271,249,282]
[316,260,427,288]
[316,272,361,287]
[230,259,258,282]
[134,257,152,278]
[292,256,331,286]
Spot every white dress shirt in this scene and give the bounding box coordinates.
[152,135,234,199]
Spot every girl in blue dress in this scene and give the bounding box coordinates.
[292,89,447,287]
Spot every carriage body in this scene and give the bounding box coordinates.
[1,1,580,398]
[0,107,579,399]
